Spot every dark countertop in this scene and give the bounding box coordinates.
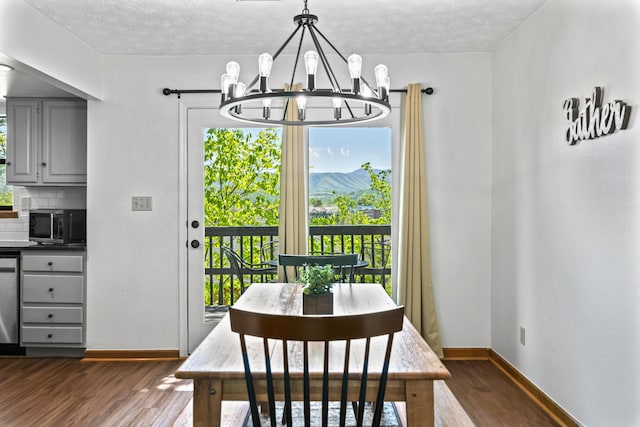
[0,243,86,253]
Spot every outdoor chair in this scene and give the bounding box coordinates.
[278,253,359,284]
[221,246,278,304]
[259,239,279,264]
[229,305,405,427]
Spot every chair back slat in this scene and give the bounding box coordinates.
[372,334,395,426]
[303,344,311,427]
[238,334,261,427]
[339,339,351,426]
[229,305,404,427]
[282,339,293,426]
[322,340,330,427]
[262,338,277,427]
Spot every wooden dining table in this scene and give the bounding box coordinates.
[175,283,450,427]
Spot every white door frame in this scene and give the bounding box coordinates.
[178,96,221,355]
[178,96,403,355]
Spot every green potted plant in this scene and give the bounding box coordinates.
[300,264,334,315]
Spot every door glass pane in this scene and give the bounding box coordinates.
[203,127,282,309]
[308,127,392,292]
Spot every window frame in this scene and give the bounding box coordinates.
[0,113,14,210]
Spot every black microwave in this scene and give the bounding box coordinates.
[29,209,86,244]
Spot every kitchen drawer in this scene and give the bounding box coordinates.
[22,275,84,303]
[22,306,83,324]
[21,326,83,344]
[22,254,84,273]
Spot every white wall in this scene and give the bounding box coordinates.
[492,0,640,425]
[0,0,102,100]
[86,53,492,350]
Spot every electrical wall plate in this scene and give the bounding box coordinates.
[132,196,152,211]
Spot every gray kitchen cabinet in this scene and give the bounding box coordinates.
[20,251,86,349]
[6,98,87,185]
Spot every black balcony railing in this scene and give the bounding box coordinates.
[204,224,392,306]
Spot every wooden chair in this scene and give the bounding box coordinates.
[229,305,405,427]
[221,246,277,303]
[278,253,359,284]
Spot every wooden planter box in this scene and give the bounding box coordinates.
[302,292,333,315]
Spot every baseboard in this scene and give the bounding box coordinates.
[442,347,490,360]
[488,349,581,427]
[82,349,181,362]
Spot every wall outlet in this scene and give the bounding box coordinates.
[132,196,152,211]
[520,326,526,346]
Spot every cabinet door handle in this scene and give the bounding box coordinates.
[48,287,54,292]
[48,313,54,318]
[47,261,53,266]
[47,334,53,338]
[42,162,47,167]
[6,161,11,166]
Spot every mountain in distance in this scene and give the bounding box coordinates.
[309,168,388,198]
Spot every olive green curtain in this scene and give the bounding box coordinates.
[278,84,308,280]
[397,83,443,358]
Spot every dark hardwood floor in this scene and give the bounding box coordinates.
[443,360,559,427]
[0,357,559,426]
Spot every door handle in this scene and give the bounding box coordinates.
[191,220,200,229]
[189,240,200,248]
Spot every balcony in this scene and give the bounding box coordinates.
[204,224,392,306]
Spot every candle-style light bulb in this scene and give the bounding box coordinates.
[226,61,240,84]
[361,84,373,115]
[296,95,307,121]
[262,98,271,119]
[374,64,388,86]
[375,64,390,101]
[304,51,319,91]
[258,53,273,93]
[234,82,246,114]
[221,73,233,101]
[235,82,246,97]
[348,54,362,94]
[333,97,342,119]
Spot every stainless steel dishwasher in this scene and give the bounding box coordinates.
[0,255,24,355]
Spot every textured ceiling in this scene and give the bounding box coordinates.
[22,0,548,55]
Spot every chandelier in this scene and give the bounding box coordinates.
[218,0,391,126]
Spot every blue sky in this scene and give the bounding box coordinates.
[234,127,391,174]
[309,127,391,173]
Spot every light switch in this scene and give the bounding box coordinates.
[132,196,152,211]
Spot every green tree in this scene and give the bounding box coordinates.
[310,197,323,207]
[0,117,12,206]
[204,128,281,226]
[360,162,391,224]
[310,162,391,226]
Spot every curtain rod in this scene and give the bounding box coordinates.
[161,87,434,98]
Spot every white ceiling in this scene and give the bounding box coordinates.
[1,0,548,105]
[22,0,548,55]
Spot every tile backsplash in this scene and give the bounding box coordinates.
[0,187,87,241]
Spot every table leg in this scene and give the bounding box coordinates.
[405,380,434,427]
[193,378,223,427]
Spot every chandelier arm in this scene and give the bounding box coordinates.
[307,25,358,119]
[282,24,308,121]
[307,24,340,93]
[244,23,304,92]
[311,25,348,64]
[313,25,380,98]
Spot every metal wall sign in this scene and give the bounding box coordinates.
[563,87,631,145]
